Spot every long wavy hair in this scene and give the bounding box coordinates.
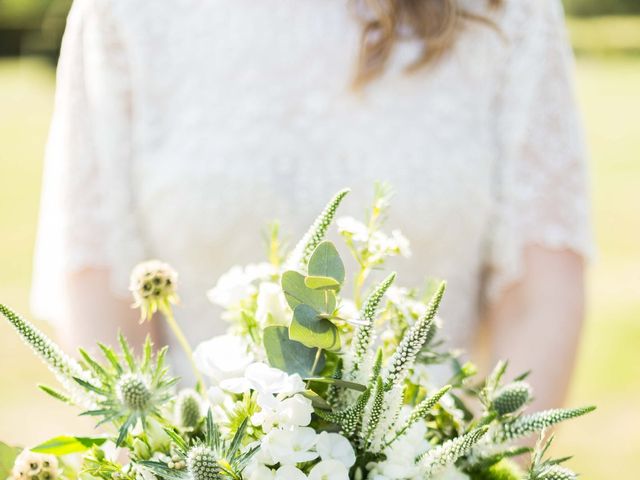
[351,0,503,86]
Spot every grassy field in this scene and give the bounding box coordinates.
[1,35,639,477]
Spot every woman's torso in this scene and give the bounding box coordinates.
[107,0,509,361]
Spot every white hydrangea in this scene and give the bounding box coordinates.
[207,262,275,308]
[255,281,291,328]
[193,334,254,382]
[367,413,430,479]
[262,427,319,465]
[308,459,350,480]
[316,432,356,468]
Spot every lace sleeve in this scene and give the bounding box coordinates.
[31,0,145,323]
[485,0,594,302]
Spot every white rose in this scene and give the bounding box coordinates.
[193,335,253,382]
[256,282,291,328]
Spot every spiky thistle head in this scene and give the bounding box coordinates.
[497,406,596,442]
[129,259,179,322]
[187,446,222,480]
[285,188,350,270]
[78,334,178,446]
[421,427,489,476]
[531,465,578,480]
[175,389,203,429]
[492,381,532,416]
[142,412,256,480]
[383,282,445,389]
[0,304,94,408]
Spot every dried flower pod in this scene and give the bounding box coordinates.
[129,260,179,322]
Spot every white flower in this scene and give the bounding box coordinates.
[336,216,369,242]
[390,229,411,257]
[315,432,356,468]
[275,465,308,480]
[308,460,350,480]
[252,394,314,432]
[246,464,276,480]
[263,427,318,465]
[207,262,275,308]
[256,282,291,328]
[220,363,305,402]
[193,335,253,382]
[368,417,428,479]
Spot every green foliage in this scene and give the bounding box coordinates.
[285,188,350,270]
[290,304,341,352]
[307,241,345,285]
[470,459,525,480]
[421,427,489,476]
[498,406,596,442]
[263,326,324,377]
[492,382,533,416]
[31,436,107,455]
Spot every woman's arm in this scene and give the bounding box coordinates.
[484,246,585,410]
[61,269,157,353]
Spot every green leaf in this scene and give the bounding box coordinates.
[263,326,324,377]
[31,436,108,455]
[289,304,341,352]
[281,270,336,313]
[301,390,333,411]
[304,275,341,290]
[139,461,189,480]
[304,377,367,392]
[0,442,21,479]
[308,241,345,285]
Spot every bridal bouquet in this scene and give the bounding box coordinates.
[1,187,594,480]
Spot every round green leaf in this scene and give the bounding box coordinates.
[289,304,341,352]
[263,326,325,377]
[308,241,345,285]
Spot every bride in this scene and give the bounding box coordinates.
[32,0,592,410]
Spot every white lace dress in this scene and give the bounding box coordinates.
[32,0,592,373]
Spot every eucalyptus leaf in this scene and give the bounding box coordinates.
[304,275,341,290]
[263,326,325,377]
[281,270,336,313]
[308,241,345,285]
[31,436,108,455]
[289,304,341,352]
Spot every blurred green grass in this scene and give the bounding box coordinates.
[1,18,640,477]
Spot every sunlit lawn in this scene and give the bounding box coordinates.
[1,49,639,476]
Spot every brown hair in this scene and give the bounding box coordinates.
[351,0,503,86]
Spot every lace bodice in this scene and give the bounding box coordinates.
[32,0,592,372]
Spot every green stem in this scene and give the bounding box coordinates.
[306,348,324,389]
[163,308,206,388]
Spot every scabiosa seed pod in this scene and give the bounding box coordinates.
[536,465,578,480]
[176,389,203,429]
[12,450,58,480]
[117,373,152,411]
[492,381,532,415]
[129,260,179,322]
[187,446,222,480]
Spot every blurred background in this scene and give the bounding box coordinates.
[0,0,639,477]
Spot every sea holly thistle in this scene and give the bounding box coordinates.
[77,334,178,446]
[141,411,256,480]
[527,434,578,480]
